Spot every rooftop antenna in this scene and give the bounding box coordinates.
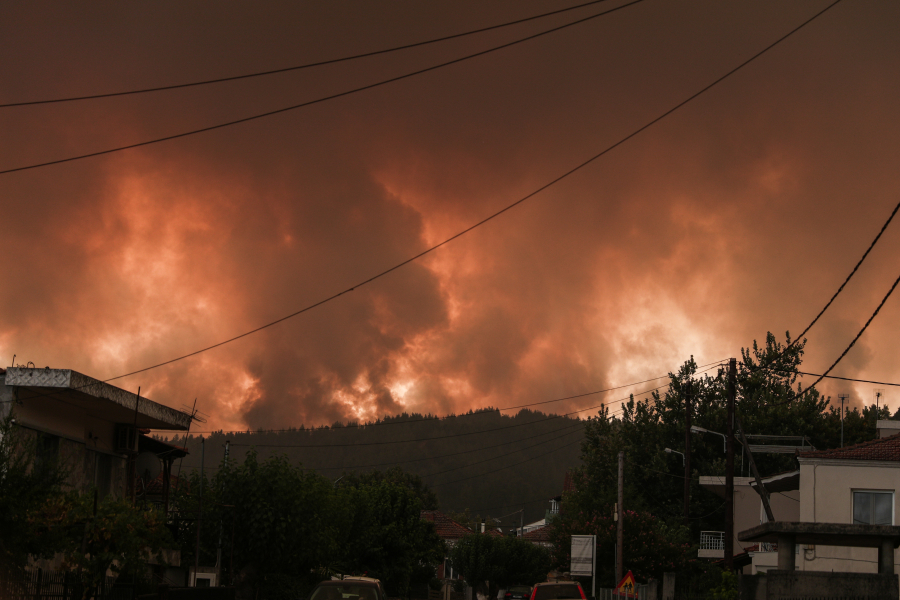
[838,393,850,448]
[875,389,885,414]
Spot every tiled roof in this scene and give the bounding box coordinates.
[421,510,474,540]
[522,526,551,543]
[797,433,900,462]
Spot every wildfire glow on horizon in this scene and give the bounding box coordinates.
[1,0,899,430]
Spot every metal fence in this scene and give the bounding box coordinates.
[595,585,652,600]
[0,569,135,600]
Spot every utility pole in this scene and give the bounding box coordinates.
[725,358,736,571]
[839,394,849,447]
[194,436,205,586]
[734,411,775,522]
[684,380,692,525]
[617,450,624,585]
[216,440,230,585]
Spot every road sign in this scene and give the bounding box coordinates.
[615,571,636,597]
[570,535,594,576]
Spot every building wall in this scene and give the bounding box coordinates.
[733,484,800,551]
[797,458,900,573]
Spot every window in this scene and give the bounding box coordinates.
[853,491,893,525]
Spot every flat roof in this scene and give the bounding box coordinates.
[738,521,900,548]
[4,367,191,430]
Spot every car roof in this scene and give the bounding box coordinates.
[533,582,580,586]
[318,580,380,587]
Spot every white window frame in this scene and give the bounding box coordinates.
[851,489,894,526]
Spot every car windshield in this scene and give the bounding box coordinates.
[311,585,379,600]
[533,585,581,600]
[509,587,531,593]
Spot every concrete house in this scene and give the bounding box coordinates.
[734,421,900,577]
[0,366,191,502]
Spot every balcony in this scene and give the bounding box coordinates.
[699,531,725,558]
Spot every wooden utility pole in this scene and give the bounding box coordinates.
[725,359,736,570]
[194,436,205,585]
[684,380,692,524]
[617,450,624,584]
[734,411,775,522]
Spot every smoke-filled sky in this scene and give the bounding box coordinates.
[2,0,898,431]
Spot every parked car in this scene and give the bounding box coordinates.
[529,582,585,600]
[504,586,533,600]
[309,578,387,600]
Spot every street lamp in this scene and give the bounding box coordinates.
[690,425,727,453]
[664,447,685,466]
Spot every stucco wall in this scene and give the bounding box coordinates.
[797,458,900,573]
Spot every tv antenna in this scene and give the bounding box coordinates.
[838,393,850,448]
[875,389,885,413]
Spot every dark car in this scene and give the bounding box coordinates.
[308,579,386,600]
[504,586,532,600]
[529,582,585,600]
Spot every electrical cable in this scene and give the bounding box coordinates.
[0,0,647,175]
[0,0,620,108]
[311,419,586,471]
[430,437,583,488]
[182,358,725,434]
[38,0,841,389]
[746,197,900,376]
[216,365,725,447]
[770,268,900,407]
[418,425,585,480]
[755,368,900,388]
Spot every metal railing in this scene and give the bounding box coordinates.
[700,531,725,550]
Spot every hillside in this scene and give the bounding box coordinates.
[162,408,585,526]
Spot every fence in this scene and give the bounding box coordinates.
[595,585,652,600]
[0,569,134,600]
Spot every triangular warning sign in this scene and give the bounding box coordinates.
[615,571,637,597]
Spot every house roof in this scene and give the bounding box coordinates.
[421,510,473,540]
[522,526,551,543]
[797,432,900,462]
[4,367,191,430]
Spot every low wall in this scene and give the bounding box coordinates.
[740,569,898,600]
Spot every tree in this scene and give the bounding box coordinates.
[450,534,550,596]
[174,450,344,598]
[338,480,445,596]
[340,466,439,510]
[174,452,444,600]
[487,536,550,587]
[546,509,693,586]
[51,494,173,600]
[0,410,68,577]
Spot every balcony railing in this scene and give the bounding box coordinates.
[700,531,725,550]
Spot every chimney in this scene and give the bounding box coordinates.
[876,420,900,438]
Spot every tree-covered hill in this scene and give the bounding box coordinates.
[163,408,584,526]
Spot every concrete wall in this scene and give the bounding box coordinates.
[733,483,800,551]
[2,379,130,498]
[797,458,900,573]
[764,569,898,600]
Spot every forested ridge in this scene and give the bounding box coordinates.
[163,408,585,525]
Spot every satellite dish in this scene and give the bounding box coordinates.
[136,452,161,482]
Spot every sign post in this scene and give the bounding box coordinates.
[570,535,596,597]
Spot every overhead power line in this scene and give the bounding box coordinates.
[757,367,900,388]
[0,0,647,175]
[193,363,724,445]
[0,0,619,108]
[182,358,724,434]
[51,0,839,388]
[313,419,586,472]
[771,268,900,406]
[430,437,583,488]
